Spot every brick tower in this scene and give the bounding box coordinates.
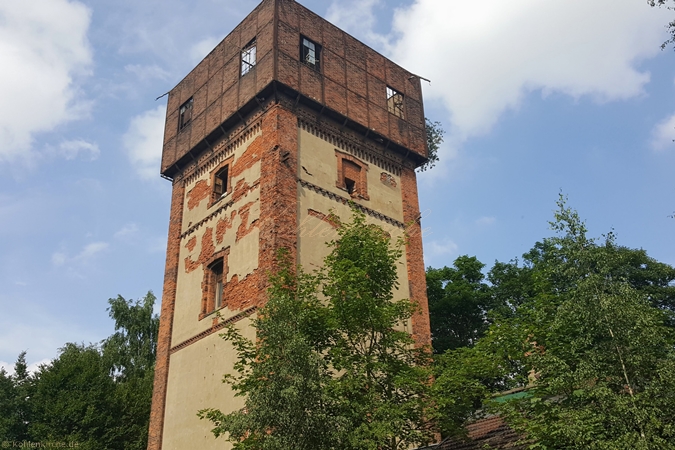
[148,1,431,448]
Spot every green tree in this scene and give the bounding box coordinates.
[102,292,160,450]
[200,211,435,450]
[29,344,123,450]
[476,198,675,448]
[0,292,160,449]
[426,256,494,353]
[0,352,35,441]
[649,0,675,50]
[419,118,444,172]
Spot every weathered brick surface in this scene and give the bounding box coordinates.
[399,166,431,349]
[206,68,223,108]
[161,0,428,175]
[205,100,222,135]
[277,20,298,59]
[367,75,387,110]
[257,21,275,63]
[325,77,347,116]
[257,0,275,28]
[300,64,323,103]
[344,34,367,68]
[323,21,345,57]
[365,46,386,81]
[256,52,275,93]
[147,181,185,450]
[368,103,388,138]
[239,69,257,108]
[163,110,178,145]
[323,49,346,85]
[277,0,299,29]
[347,91,368,128]
[298,7,322,45]
[346,62,367,99]
[186,179,211,211]
[189,112,206,150]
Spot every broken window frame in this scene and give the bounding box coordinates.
[300,36,321,71]
[178,97,193,131]
[386,86,405,119]
[240,38,257,77]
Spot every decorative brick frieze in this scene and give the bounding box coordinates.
[297,115,405,175]
[298,179,405,229]
[170,306,258,354]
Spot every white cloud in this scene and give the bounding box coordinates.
[51,252,67,267]
[327,0,391,50]
[114,223,139,240]
[51,241,109,267]
[0,358,51,376]
[76,242,109,260]
[389,0,668,141]
[190,37,221,64]
[651,112,675,151]
[0,0,93,163]
[426,238,459,257]
[475,216,496,226]
[124,64,171,82]
[123,105,167,180]
[54,139,100,160]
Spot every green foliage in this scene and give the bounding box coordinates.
[483,197,675,448]
[200,210,435,450]
[649,0,675,50]
[30,344,123,449]
[419,118,444,172]
[431,196,675,447]
[0,292,159,450]
[426,256,494,353]
[0,352,35,441]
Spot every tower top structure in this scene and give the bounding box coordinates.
[160,0,428,180]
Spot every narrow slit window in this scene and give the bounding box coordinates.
[178,97,193,131]
[386,86,405,119]
[241,38,257,76]
[210,259,224,311]
[301,36,321,71]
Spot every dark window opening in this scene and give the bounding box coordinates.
[345,178,356,195]
[179,97,193,131]
[214,166,228,199]
[210,259,224,311]
[301,36,321,71]
[241,38,257,76]
[386,86,405,119]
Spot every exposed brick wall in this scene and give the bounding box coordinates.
[147,181,185,450]
[162,0,428,176]
[186,179,211,211]
[400,166,431,349]
[184,227,215,274]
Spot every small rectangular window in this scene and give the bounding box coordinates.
[241,38,257,77]
[386,86,405,119]
[214,166,228,199]
[301,36,321,71]
[178,97,193,131]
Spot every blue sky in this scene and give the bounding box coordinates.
[1,0,674,372]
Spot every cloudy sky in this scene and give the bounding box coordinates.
[1,0,674,372]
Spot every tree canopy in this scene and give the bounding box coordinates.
[432,197,675,448]
[200,210,435,450]
[0,292,159,450]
